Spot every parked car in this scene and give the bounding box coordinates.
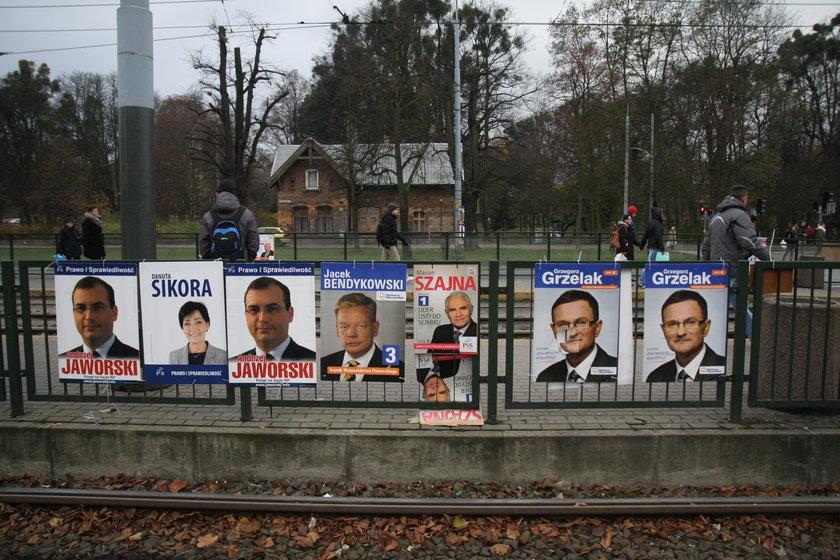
[2,217,21,224]
[258,226,287,246]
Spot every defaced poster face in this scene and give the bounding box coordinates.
[225,262,317,387]
[139,261,228,384]
[531,264,621,385]
[413,263,479,403]
[320,262,406,383]
[643,263,729,383]
[55,262,142,385]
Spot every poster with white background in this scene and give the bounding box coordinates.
[139,261,227,384]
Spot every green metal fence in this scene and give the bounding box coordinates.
[1,258,838,423]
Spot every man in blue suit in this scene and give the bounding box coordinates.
[647,290,725,382]
[536,290,617,383]
[321,292,404,382]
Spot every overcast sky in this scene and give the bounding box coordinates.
[1,0,837,98]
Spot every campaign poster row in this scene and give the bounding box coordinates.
[55,262,479,403]
[55,260,726,396]
[531,262,729,385]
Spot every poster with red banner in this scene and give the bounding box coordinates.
[55,262,142,385]
[413,263,479,402]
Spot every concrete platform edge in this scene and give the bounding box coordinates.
[2,424,838,487]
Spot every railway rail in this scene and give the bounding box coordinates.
[2,488,839,517]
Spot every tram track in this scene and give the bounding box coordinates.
[2,487,839,517]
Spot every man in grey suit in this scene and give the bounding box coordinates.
[230,277,315,362]
[536,290,617,383]
[647,290,725,382]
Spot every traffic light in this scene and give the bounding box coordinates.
[699,205,706,214]
[756,199,766,215]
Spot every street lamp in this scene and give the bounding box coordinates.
[629,146,654,210]
[623,112,655,212]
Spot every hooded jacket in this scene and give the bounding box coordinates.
[701,195,770,262]
[640,206,665,252]
[199,191,259,261]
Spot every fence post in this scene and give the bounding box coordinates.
[2,260,24,417]
[728,260,749,423]
[486,260,499,424]
[239,387,253,422]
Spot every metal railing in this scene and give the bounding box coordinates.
[1,258,838,423]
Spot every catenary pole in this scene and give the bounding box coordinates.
[118,0,156,259]
[453,3,463,258]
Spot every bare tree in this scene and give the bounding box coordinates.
[191,25,288,203]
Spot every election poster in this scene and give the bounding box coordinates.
[413,263,479,403]
[256,234,275,261]
[320,262,406,382]
[224,262,317,386]
[55,262,142,385]
[138,261,227,384]
[531,263,623,385]
[643,263,729,382]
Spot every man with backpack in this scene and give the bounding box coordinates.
[377,202,408,261]
[701,185,770,339]
[199,179,259,262]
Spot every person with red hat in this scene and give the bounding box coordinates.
[627,205,638,238]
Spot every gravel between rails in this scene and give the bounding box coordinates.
[1,476,838,559]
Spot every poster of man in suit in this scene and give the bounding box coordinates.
[531,263,622,385]
[320,262,406,382]
[413,264,479,402]
[225,262,317,387]
[138,261,228,385]
[643,263,729,382]
[55,262,142,385]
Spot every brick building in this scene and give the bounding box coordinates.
[265,138,456,233]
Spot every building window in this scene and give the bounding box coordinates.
[305,169,319,190]
[293,207,310,232]
[413,211,426,232]
[359,207,378,231]
[316,206,334,233]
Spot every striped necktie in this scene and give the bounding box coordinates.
[344,360,359,381]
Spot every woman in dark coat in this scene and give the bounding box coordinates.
[82,206,106,260]
[616,213,636,260]
[57,217,83,260]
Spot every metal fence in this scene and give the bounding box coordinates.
[1,257,838,424]
[1,230,832,263]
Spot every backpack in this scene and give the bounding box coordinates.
[375,219,387,246]
[608,223,622,249]
[210,207,246,259]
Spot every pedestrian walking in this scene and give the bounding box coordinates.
[57,217,83,260]
[82,206,106,260]
[377,203,408,261]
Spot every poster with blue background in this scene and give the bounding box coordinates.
[643,263,729,382]
[320,262,406,382]
[531,263,623,384]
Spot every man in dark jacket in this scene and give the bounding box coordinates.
[199,179,259,262]
[379,202,408,261]
[701,185,770,339]
[701,186,770,263]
